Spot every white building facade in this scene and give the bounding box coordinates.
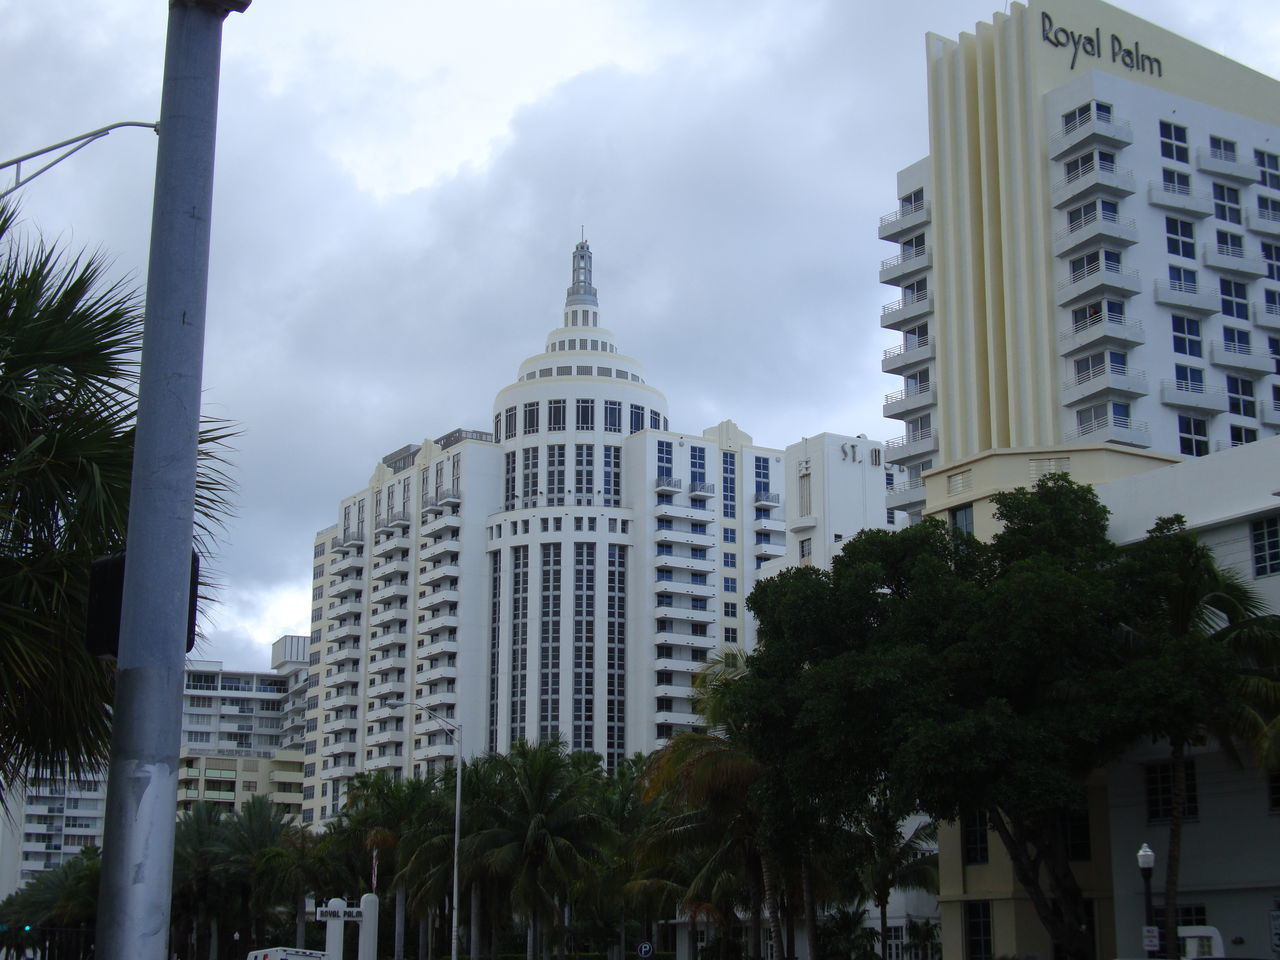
[878,0,1280,525]
[301,243,899,825]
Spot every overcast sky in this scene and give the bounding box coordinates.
[4,0,1278,671]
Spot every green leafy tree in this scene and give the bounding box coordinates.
[258,824,337,948]
[849,787,936,960]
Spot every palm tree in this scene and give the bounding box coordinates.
[172,802,230,960]
[0,200,236,804]
[1124,518,1280,957]
[469,739,611,960]
[258,825,335,948]
[849,787,937,960]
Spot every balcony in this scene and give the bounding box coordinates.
[419,562,461,587]
[327,665,362,686]
[322,714,359,735]
[327,598,363,621]
[882,335,935,374]
[369,628,406,652]
[372,579,409,601]
[422,488,461,515]
[1152,279,1219,315]
[752,490,780,509]
[1048,113,1133,160]
[688,481,716,500]
[877,199,931,242]
[1059,314,1144,355]
[323,644,362,666]
[370,655,408,678]
[372,533,411,559]
[1050,162,1135,209]
[1061,363,1148,406]
[1146,182,1214,222]
[653,656,705,675]
[884,428,939,463]
[420,588,461,613]
[885,477,926,511]
[419,538,461,564]
[366,753,406,773]
[1159,379,1229,413]
[1056,262,1141,306]
[1195,146,1257,183]
[329,577,362,600]
[654,528,716,552]
[879,246,931,285]
[1052,209,1138,257]
[1254,299,1280,332]
[421,612,460,635]
[1260,399,1280,428]
[366,727,405,748]
[329,552,363,576]
[654,604,717,625]
[1202,242,1268,278]
[655,501,713,522]
[654,553,716,574]
[1209,340,1275,375]
[320,740,357,758]
[325,693,361,711]
[1064,415,1151,447]
[371,558,411,582]
[754,541,786,559]
[654,475,682,495]
[752,516,785,535]
[370,604,409,628]
[421,512,462,539]
[368,677,407,699]
[341,527,365,547]
[655,578,716,599]
[1244,207,1280,239]
[880,289,933,331]
[883,382,936,419]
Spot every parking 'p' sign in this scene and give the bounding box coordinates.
[636,942,654,959]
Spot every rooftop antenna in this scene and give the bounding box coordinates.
[580,224,585,242]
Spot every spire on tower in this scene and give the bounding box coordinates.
[565,240,598,310]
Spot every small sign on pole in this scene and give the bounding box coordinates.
[317,906,365,921]
[1142,926,1160,952]
[636,942,655,959]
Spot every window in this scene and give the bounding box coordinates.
[657,440,673,479]
[504,406,517,440]
[723,528,736,543]
[1209,135,1237,162]
[1262,242,1279,281]
[650,409,661,430]
[721,452,736,519]
[754,455,770,494]
[1166,217,1194,258]
[1177,415,1209,457]
[965,901,993,960]
[1271,337,1280,375]
[1162,167,1191,194]
[1258,149,1280,190]
[1230,425,1258,445]
[723,577,737,593]
[1168,264,1198,291]
[961,810,989,865]
[1223,325,1251,353]
[1068,198,1118,232]
[1172,316,1202,357]
[1160,121,1188,163]
[1254,517,1280,576]
[1068,248,1120,281]
[546,444,566,505]
[690,445,706,485]
[1226,376,1255,417]
[1145,759,1199,821]
[1216,229,1244,257]
[575,398,594,431]
[723,552,736,568]
[901,233,925,260]
[950,504,974,534]
[629,403,644,434]
[1221,280,1249,319]
[604,400,622,433]
[799,538,812,560]
[900,188,923,214]
[548,399,566,432]
[723,602,737,617]
[1072,299,1124,331]
[574,444,594,506]
[523,402,539,435]
[602,446,622,506]
[1064,149,1114,182]
[1213,182,1242,223]
[1063,100,1111,131]
[723,627,739,644]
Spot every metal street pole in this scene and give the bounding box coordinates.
[391,700,462,960]
[1138,843,1156,959]
[95,3,249,960]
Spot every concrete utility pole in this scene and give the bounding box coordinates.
[95,3,249,959]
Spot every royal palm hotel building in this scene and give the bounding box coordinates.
[876,1,1280,958]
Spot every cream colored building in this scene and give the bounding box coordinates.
[878,2,1280,957]
[880,0,1280,537]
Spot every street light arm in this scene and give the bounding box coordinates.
[1,121,159,200]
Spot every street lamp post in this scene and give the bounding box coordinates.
[391,699,462,960]
[1137,843,1156,959]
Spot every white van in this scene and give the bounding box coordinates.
[246,948,328,960]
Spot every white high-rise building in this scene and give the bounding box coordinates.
[878,0,1280,531]
[302,242,897,824]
